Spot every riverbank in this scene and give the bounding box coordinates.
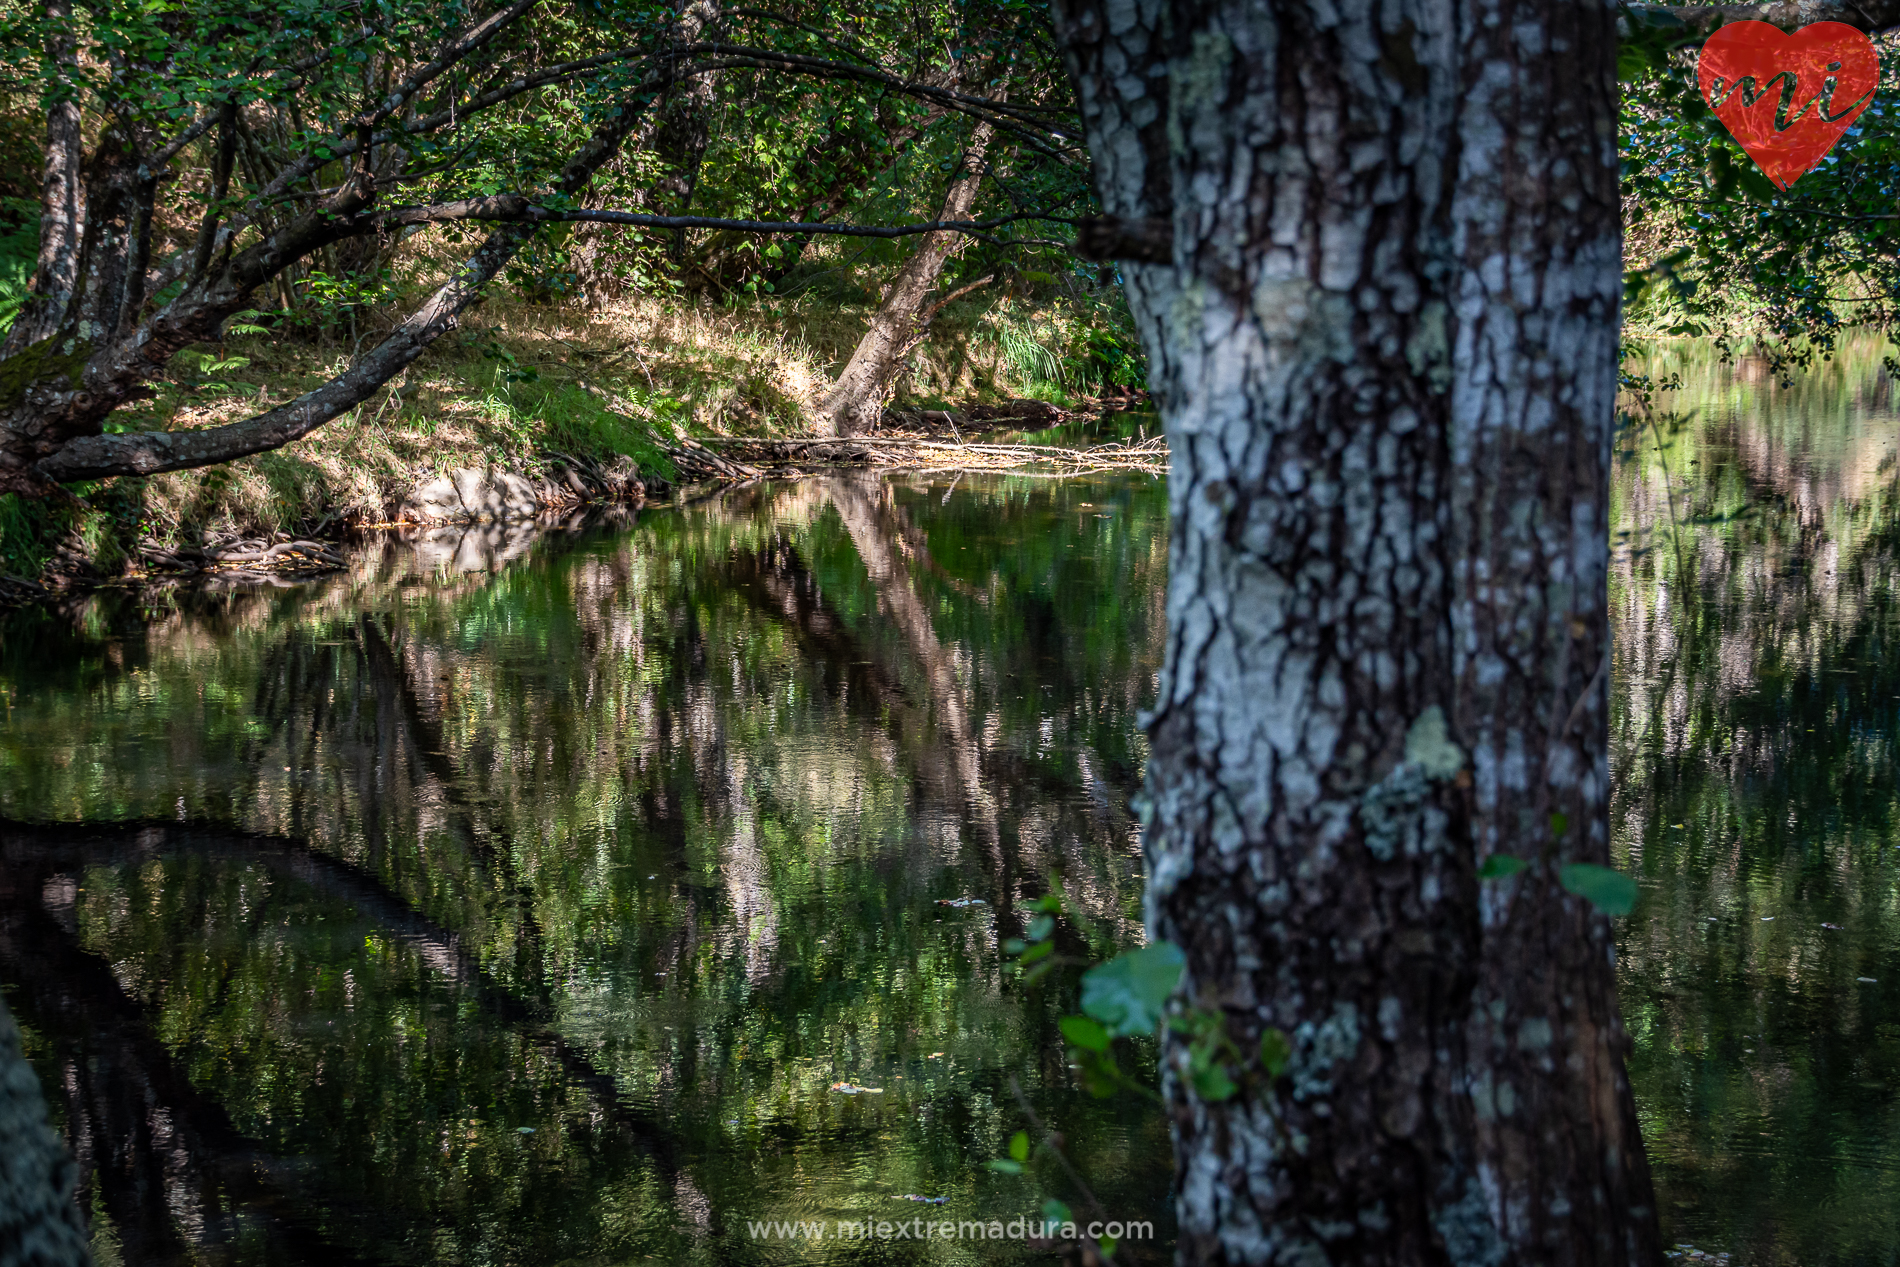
[0,287,1131,599]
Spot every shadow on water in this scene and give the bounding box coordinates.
[0,475,1174,1264]
[1616,334,1900,1263]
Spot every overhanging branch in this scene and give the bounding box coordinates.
[33,67,679,485]
[376,196,1081,244]
[35,224,536,483]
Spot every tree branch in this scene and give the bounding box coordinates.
[35,70,669,484]
[36,225,532,482]
[696,43,1079,152]
[375,196,1080,242]
[350,0,542,130]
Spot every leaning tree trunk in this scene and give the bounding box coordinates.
[816,118,995,437]
[1053,0,1662,1263]
[0,992,91,1267]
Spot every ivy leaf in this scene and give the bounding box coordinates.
[1080,941,1185,1037]
[1259,1027,1292,1078]
[1477,854,1528,880]
[1188,1059,1236,1102]
[1559,863,1639,916]
[1058,1015,1111,1053]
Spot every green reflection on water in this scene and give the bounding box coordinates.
[1616,335,1900,1263]
[0,471,1173,1264]
[20,345,1898,1264]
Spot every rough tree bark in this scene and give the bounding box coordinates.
[816,118,996,436]
[7,0,83,356]
[1053,1,1662,1262]
[0,992,91,1267]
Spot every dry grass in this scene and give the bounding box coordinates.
[3,260,1132,579]
[116,285,1103,519]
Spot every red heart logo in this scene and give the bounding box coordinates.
[1697,21,1877,189]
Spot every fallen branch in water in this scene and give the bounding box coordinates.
[698,434,1169,473]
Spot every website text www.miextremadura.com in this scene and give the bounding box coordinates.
[744,1216,1157,1243]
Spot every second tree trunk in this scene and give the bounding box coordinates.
[818,119,995,436]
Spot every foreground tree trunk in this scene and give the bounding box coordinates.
[817,118,995,436]
[1053,1,1662,1262]
[0,992,91,1267]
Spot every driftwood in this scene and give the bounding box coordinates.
[698,434,1169,473]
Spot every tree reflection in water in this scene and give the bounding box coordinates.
[1616,334,1900,1264]
[0,472,1173,1264]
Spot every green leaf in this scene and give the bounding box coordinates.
[1080,941,1185,1037]
[1100,1234,1119,1256]
[1027,914,1054,941]
[1022,959,1060,986]
[1019,940,1054,964]
[1008,1130,1029,1163]
[1075,1049,1123,1098]
[1477,854,1528,880]
[1189,1060,1236,1101]
[1549,811,1568,840]
[986,1159,1023,1174]
[1559,863,1639,916]
[1041,1198,1072,1226]
[1735,161,1782,203]
[1258,1026,1292,1077]
[1058,1015,1111,1053]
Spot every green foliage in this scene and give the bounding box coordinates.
[289,270,401,336]
[1618,9,1900,367]
[177,350,253,393]
[1258,1027,1292,1078]
[492,380,681,483]
[1057,1015,1110,1053]
[1559,863,1639,917]
[979,297,1146,402]
[1478,854,1529,880]
[1170,1007,1238,1102]
[0,198,35,339]
[1079,942,1184,1039]
[0,492,56,577]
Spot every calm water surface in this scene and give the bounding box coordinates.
[0,471,1171,1265]
[1616,337,1900,1264]
[5,345,1900,1264]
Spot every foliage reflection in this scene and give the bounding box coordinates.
[0,470,1172,1264]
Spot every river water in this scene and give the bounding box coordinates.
[0,472,1174,1265]
[2,341,1898,1264]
